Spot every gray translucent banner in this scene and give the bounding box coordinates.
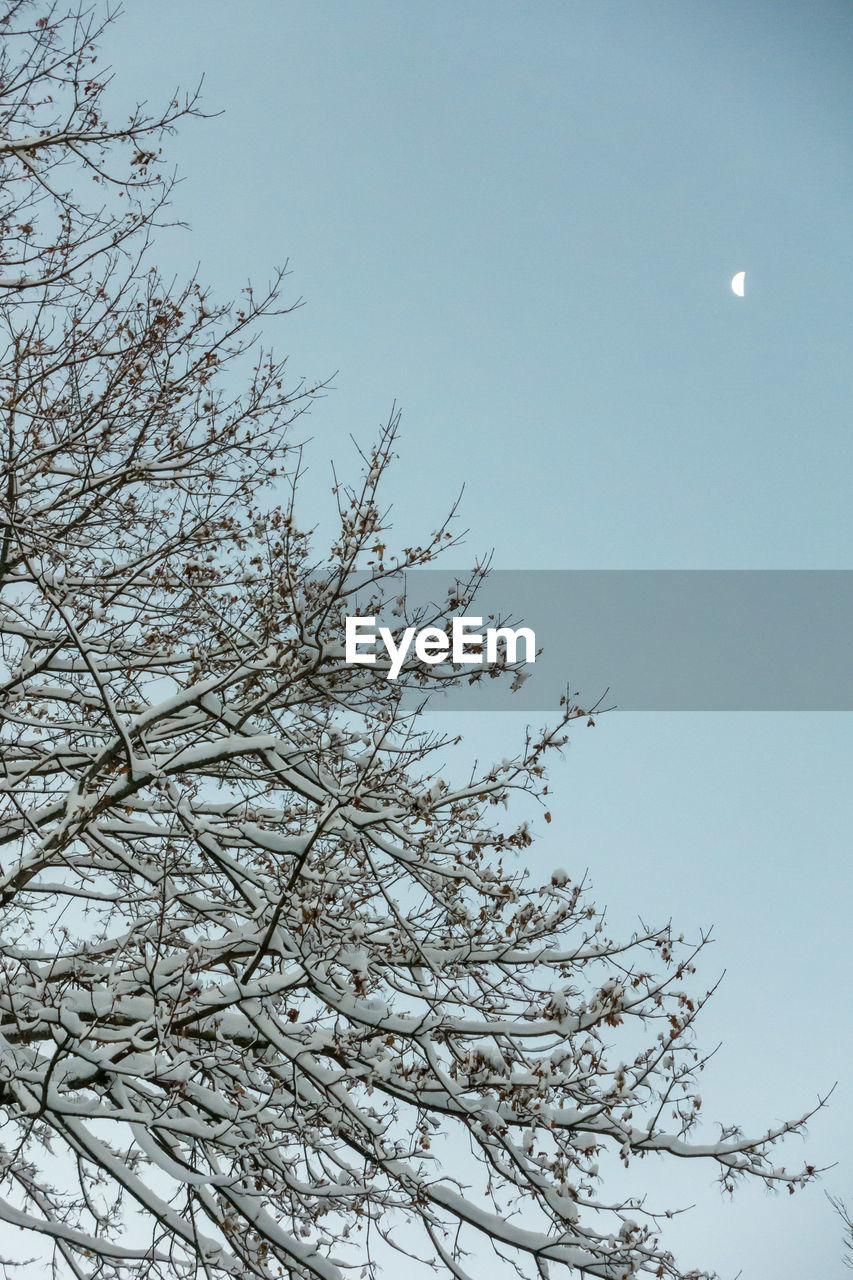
[341,570,853,711]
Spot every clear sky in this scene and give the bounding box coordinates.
[102,3,853,1275]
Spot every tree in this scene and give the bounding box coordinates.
[0,6,822,1279]
[830,1196,853,1270]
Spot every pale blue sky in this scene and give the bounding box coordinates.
[103,4,853,1275]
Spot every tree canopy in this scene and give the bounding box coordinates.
[0,6,821,1278]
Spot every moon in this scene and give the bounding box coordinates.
[731,270,746,297]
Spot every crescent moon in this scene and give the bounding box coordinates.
[731,270,745,297]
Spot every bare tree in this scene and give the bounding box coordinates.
[0,6,823,1279]
[830,1196,853,1270]
[0,0,202,296]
